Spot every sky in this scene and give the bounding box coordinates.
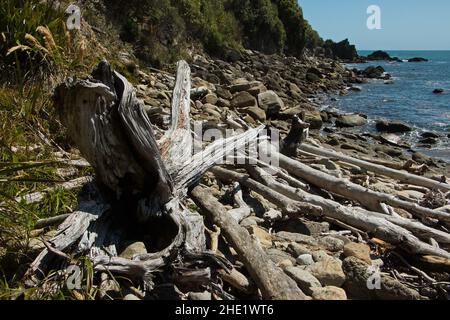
[299,0,450,50]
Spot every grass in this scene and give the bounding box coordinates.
[0,0,125,299]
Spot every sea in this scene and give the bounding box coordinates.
[322,50,450,161]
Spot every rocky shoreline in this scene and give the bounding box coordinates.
[17,49,450,301]
[117,50,450,300]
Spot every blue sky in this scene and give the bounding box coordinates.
[299,0,450,50]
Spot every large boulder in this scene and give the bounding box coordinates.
[304,110,323,130]
[284,267,322,295]
[311,286,347,300]
[257,90,284,117]
[335,114,367,128]
[363,66,385,78]
[231,91,257,109]
[376,120,412,133]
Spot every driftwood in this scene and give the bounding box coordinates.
[216,166,450,258]
[262,143,450,224]
[211,167,322,219]
[25,60,261,293]
[190,185,308,300]
[300,143,450,192]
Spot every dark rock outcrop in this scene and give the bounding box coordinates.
[376,120,413,133]
[408,57,428,62]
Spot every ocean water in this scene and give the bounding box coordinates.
[326,50,450,161]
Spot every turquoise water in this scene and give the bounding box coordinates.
[330,50,450,160]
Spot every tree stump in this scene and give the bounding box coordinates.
[24,60,264,295]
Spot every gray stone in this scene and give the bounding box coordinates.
[285,266,322,295]
[288,243,311,257]
[257,90,284,117]
[296,254,315,266]
[275,232,318,246]
[335,114,367,128]
[231,91,257,109]
[229,80,263,93]
[319,236,345,252]
[202,93,218,105]
[241,106,266,122]
[119,242,147,259]
[266,248,296,265]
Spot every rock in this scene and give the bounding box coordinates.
[323,39,359,61]
[374,145,404,158]
[311,286,347,300]
[123,294,141,300]
[433,88,444,94]
[288,243,311,257]
[376,120,412,133]
[202,104,222,119]
[304,110,323,130]
[289,83,303,98]
[342,257,423,300]
[421,132,440,139]
[257,90,284,117]
[318,236,345,252]
[119,242,147,259]
[419,137,438,145]
[247,83,268,96]
[241,106,266,122]
[201,93,218,105]
[366,50,393,61]
[229,80,263,93]
[296,254,315,266]
[307,258,346,287]
[285,267,322,295]
[248,226,272,248]
[363,66,385,78]
[343,242,372,264]
[216,87,233,100]
[231,91,257,109]
[216,98,230,108]
[349,86,362,92]
[275,232,318,246]
[188,291,212,301]
[240,216,264,228]
[306,72,321,82]
[312,250,332,262]
[278,259,294,270]
[335,114,367,128]
[408,57,428,62]
[266,248,296,265]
